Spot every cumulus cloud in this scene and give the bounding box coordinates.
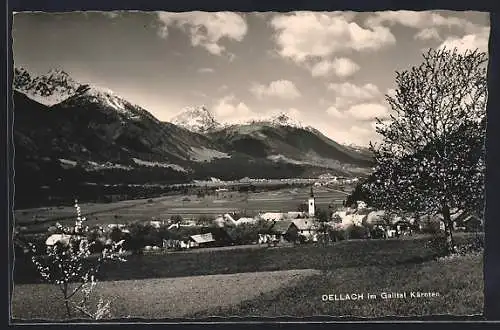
[156,11,248,56]
[438,27,490,53]
[414,28,442,41]
[197,67,215,73]
[310,58,360,78]
[269,12,396,64]
[326,99,389,126]
[250,80,301,100]
[316,121,379,146]
[213,95,254,123]
[327,82,382,109]
[328,82,380,100]
[365,10,477,32]
[366,11,489,54]
[326,106,347,119]
[344,103,390,121]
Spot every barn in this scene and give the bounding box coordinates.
[189,233,216,248]
[269,220,299,243]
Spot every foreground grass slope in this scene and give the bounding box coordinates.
[16,237,439,284]
[12,269,320,320]
[12,235,484,320]
[190,253,483,319]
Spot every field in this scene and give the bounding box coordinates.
[191,253,483,319]
[12,269,320,320]
[11,235,484,320]
[14,185,351,229]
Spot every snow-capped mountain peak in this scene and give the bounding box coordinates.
[270,112,303,128]
[70,84,128,112]
[13,67,80,106]
[170,105,221,133]
[241,112,304,129]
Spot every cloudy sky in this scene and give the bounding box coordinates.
[13,11,489,146]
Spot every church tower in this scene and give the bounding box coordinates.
[308,186,316,217]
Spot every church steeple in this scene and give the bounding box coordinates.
[308,186,315,217]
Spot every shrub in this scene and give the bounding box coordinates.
[370,226,386,239]
[347,225,370,239]
[328,227,348,241]
[170,215,183,224]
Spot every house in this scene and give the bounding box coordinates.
[258,211,306,222]
[162,239,181,249]
[167,221,197,230]
[259,212,287,222]
[107,224,127,231]
[45,234,73,247]
[269,220,299,243]
[150,220,163,228]
[235,217,258,225]
[463,214,483,232]
[213,213,258,227]
[189,233,216,248]
[332,209,367,228]
[292,218,318,240]
[392,220,413,236]
[364,210,386,226]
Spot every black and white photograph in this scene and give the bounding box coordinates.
[10,10,489,321]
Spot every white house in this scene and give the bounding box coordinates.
[189,233,216,247]
[45,234,72,246]
[292,218,319,240]
[235,217,258,225]
[258,211,306,222]
[150,220,162,228]
[331,209,367,228]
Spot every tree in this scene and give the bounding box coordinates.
[315,208,332,245]
[365,47,487,254]
[297,203,308,213]
[28,200,126,319]
[170,215,183,224]
[315,208,332,223]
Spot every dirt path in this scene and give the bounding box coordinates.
[11,269,320,321]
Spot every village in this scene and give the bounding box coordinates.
[40,185,484,255]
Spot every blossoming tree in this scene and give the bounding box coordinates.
[29,200,126,319]
[364,47,487,253]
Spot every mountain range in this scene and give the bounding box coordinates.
[13,67,373,207]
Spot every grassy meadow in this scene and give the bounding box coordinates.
[14,186,349,231]
[12,234,484,320]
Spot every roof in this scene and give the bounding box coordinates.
[45,234,72,246]
[236,217,257,225]
[463,214,482,223]
[292,218,317,230]
[260,212,286,221]
[270,220,295,234]
[259,212,306,221]
[287,211,306,219]
[190,233,216,244]
[364,210,386,225]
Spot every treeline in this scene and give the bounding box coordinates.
[189,156,308,181]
